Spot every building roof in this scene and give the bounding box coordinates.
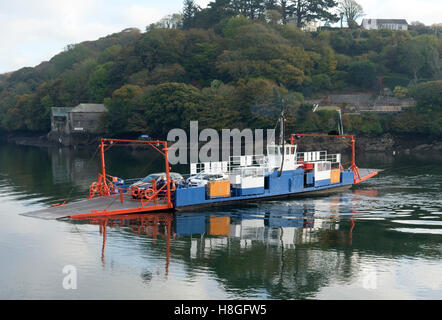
[363,19,408,25]
[377,19,408,25]
[52,107,73,117]
[69,103,108,113]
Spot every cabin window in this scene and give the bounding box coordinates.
[316,162,331,172]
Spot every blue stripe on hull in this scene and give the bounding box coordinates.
[232,187,265,196]
[315,179,331,187]
[175,169,354,208]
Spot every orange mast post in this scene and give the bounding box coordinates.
[100,139,109,196]
[163,141,172,208]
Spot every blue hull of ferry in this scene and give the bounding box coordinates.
[174,168,354,210]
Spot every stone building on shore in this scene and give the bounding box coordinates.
[48,103,108,146]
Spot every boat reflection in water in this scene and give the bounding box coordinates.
[88,213,174,275]
[76,192,373,292]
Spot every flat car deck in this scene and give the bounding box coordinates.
[21,196,167,220]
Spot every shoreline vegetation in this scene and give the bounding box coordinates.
[3,131,442,155]
[0,1,441,147]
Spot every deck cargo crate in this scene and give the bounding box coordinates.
[331,169,341,184]
[207,180,231,199]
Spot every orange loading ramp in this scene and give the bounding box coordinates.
[22,139,175,220]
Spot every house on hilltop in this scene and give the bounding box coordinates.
[362,19,408,31]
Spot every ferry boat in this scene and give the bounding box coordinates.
[23,121,379,220]
[171,133,377,211]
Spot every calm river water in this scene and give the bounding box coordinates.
[0,144,441,299]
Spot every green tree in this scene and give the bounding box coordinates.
[136,28,185,70]
[294,104,319,131]
[397,39,424,83]
[50,44,94,75]
[278,0,292,25]
[413,81,442,110]
[337,0,364,28]
[413,36,440,79]
[312,74,331,91]
[347,61,376,88]
[182,0,199,29]
[290,0,340,28]
[393,86,408,99]
[222,15,251,38]
[143,82,203,137]
[265,9,283,26]
[105,84,143,133]
[62,58,98,103]
[192,0,236,29]
[149,14,183,30]
[88,62,113,102]
[2,94,30,131]
[28,94,52,131]
[359,114,382,134]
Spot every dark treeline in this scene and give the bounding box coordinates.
[180,0,340,29]
[0,0,441,138]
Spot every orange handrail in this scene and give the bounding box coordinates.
[291,133,360,183]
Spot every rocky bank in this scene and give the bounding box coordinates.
[2,132,441,154]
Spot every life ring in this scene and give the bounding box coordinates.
[131,186,140,198]
[108,183,116,194]
[88,182,100,199]
[141,188,154,199]
[90,182,99,193]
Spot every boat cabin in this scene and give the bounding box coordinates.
[266,143,298,171]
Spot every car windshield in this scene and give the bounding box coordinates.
[193,173,223,180]
[141,174,163,182]
[171,173,182,180]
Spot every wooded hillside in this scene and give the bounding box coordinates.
[0,0,441,137]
